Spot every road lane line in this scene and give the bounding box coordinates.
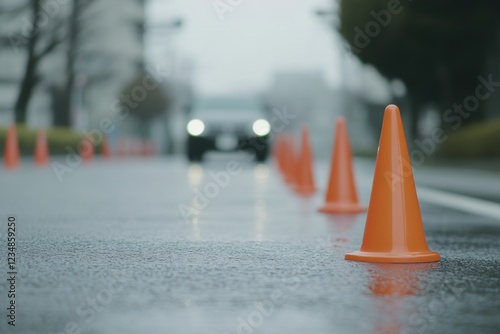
[418,186,500,221]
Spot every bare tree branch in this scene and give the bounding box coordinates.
[35,34,64,60]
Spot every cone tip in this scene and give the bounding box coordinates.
[336,117,347,131]
[385,104,401,115]
[302,126,310,139]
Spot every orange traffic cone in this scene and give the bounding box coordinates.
[286,135,299,185]
[144,140,156,156]
[101,136,112,158]
[117,138,127,157]
[318,117,365,213]
[131,139,141,156]
[294,127,315,195]
[80,138,94,163]
[345,105,440,263]
[149,141,157,156]
[4,125,20,170]
[141,139,154,156]
[34,130,49,167]
[275,135,286,174]
[281,135,292,183]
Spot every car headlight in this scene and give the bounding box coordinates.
[187,119,205,136]
[252,119,271,136]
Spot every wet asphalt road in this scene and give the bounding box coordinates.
[0,155,499,334]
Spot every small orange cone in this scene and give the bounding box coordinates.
[345,105,440,263]
[286,135,299,185]
[34,130,49,167]
[294,126,315,195]
[131,139,141,156]
[141,139,154,156]
[101,136,112,158]
[4,125,20,170]
[275,136,286,174]
[280,135,291,177]
[149,141,157,156]
[318,117,365,213]
[80,138,94,163]
[144,140,156,156]
[281,135,292,183]
[117,138,127,157]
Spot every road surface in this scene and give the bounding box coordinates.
[0,154,499,334]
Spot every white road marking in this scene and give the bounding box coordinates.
[418,186,500,221]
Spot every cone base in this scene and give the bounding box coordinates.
[345,250,440,263]
[295,185,315,196]
[4,162,19,170]
[35,160,48,167]
[318,202,366,214]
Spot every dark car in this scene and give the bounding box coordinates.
[185,97,271,162]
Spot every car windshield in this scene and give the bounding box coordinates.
[192,98,266,120]
[195,98,263,111]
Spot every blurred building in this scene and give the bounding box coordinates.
[265,70,374,157]
[349,63,393,150]
[78,0,145,133]
[143,0,190,153]
[265,71,337,158]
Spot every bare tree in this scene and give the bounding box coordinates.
[1,0,97,126]
[3,0,67,124]
[53,0,95,126]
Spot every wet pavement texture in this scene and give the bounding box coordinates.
[0,156,499,334]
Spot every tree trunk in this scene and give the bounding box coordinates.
[14,58,37,124]
[14,0,41,124]
[52,86,71,126]
[54,0,80,127]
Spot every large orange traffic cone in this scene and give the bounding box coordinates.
[101,136,112,158]
[318,117,365,213]
[80,138,94,163]
[294,126,315,195]
[34,130,49,167]
[4,125,20,170]
[345,105,440,263]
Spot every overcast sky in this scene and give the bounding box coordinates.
[147,0,344,95]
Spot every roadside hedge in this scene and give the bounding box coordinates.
[438,118,500,158]
[0,126,103,156]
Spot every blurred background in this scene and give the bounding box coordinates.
[1,0,500,161]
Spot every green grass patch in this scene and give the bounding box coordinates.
[0,125,103,156]
[438,118,500,158]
